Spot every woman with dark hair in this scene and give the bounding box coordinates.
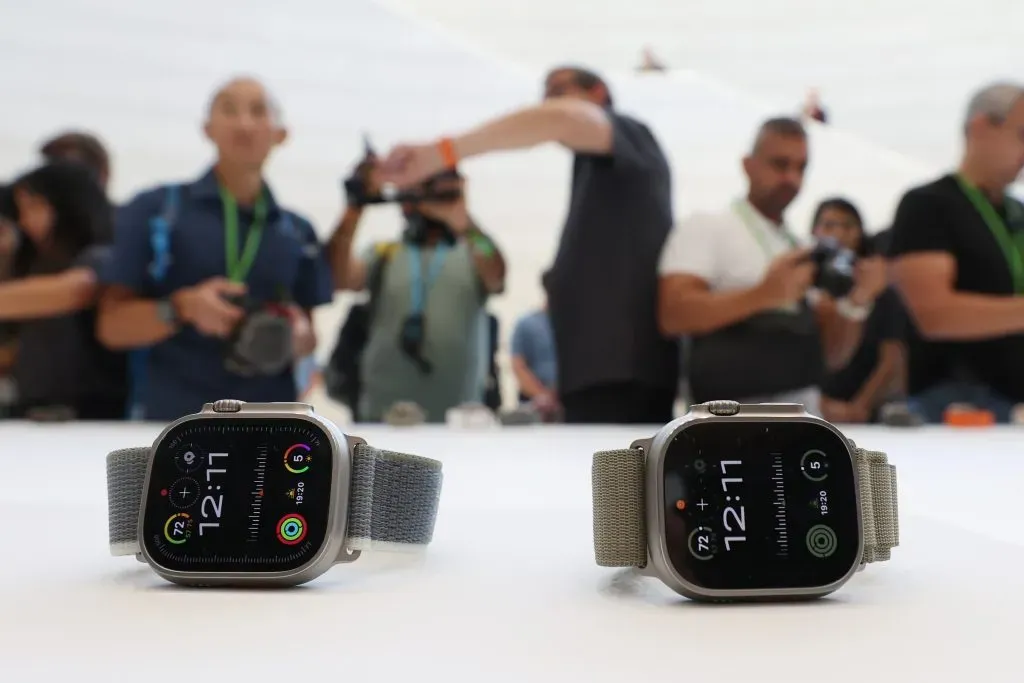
[0,162,126,420]
[811,197,905,422]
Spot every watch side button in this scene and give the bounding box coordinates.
[212,399,245,413]
[705,400,741,416]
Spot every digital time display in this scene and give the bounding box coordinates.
[141,418,334,573]
[662,420,860,591]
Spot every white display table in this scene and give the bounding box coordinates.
[0,422,1017,682]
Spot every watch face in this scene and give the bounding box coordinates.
[141,417,335,574]
[662,420,860,591]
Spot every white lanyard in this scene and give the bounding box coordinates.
[732,199,797,263]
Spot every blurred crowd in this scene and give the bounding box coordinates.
[2,68,1024,426]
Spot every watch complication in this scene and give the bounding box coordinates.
[591,401,899,601]
[106,400,443,587]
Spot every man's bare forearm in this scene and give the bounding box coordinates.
[911,291,1024,340]
[97,292,178,350]
[453,99,609,159]
[0,269,98,321]
[853,342,902,411]
[327,207,365,291]
[817,305,865,369]
[660,284,772,336]
[0,343,15,372]
[512,357,549,399]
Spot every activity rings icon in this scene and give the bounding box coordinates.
[276,514,307,545]
[284,443,312,474]
[806,524,838,558]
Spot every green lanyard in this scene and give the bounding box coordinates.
[955,175,1024,293]
[220,184,268,283]
[733,199,797,261]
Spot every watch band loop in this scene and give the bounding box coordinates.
[106,447,150,556]
[348,443,443,551]
[851,443,900,563]
[592,447,647,568]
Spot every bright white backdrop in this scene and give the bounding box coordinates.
[0,0,1019,399]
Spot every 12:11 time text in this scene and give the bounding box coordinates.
[199,452,228,535]
[720,460,746,551]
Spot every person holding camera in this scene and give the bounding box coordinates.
[657,117,886,415]
[377,66,679,424]
[812,198,906,423]
[96,77,332,421]
[0,161,125,420]
[327,152,505,423]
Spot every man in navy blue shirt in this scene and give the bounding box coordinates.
[97,77,333,421]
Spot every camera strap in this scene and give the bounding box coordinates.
[955,174,1024,293]
[732,199,798,262]
[407,244,450,315]
[220,184,268,283]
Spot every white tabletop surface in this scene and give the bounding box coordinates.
[0,421,1020,682]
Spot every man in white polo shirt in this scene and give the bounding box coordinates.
[658,117,885,415]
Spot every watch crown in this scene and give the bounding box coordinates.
[211,399,245,413]
[704,400,741,416]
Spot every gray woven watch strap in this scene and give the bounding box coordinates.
[106,447,151,556]
[347,443,443,551]
[592,447,648,568]
[591,444,899,568]
[106,443,443,557]
[852,443,900,563]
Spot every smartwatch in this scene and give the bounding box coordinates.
[155,298,181,327]
[592,401,899,602]
[106,399,443,587]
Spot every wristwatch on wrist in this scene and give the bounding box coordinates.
[155,298,181,327]
[106,399,443,587]
[836,296,873,321]
[592,401,899,602]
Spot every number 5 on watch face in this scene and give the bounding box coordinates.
[284,443,312,474]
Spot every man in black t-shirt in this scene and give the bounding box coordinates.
[379,66,679,424]
[890,81,1024,422]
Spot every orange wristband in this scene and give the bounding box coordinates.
[438,137,459,169]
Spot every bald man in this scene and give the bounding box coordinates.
[97,77,333,421]
[658,117,885,413]
[890,81,1024,422]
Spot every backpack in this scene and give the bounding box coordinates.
[126,185,299,420]
[125,185,183,420]
[323,242,398,419]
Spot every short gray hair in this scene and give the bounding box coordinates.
[964,82,1024,134]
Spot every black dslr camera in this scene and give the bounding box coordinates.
[808,237,857,298]
[398,311,433,374]
[223,296,294,377]
[343,136,462,208]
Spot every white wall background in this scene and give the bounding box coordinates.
[1,0,1020,407]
